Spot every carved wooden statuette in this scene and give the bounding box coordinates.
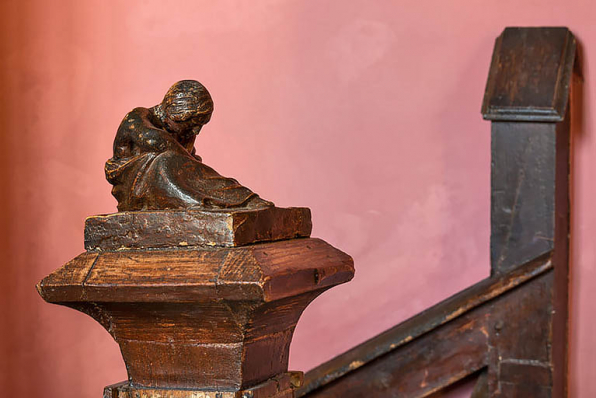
[37,81,355,398]
[106,80,273,212]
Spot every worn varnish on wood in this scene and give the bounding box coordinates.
[85,207,312,251]
[298,27,576,398]
[104,372,303,398]
[483,27,575,275]
[38,231,354,395]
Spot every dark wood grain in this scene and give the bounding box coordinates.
[300,263,561,398]
[490,121,556,274]
[551,107,571,398]
[104,372,302,398]
[297,253,552,396]
[471,371,489,398]
[85,206,312,250]
[38,237,353,392]
[485,26,573,397]
[487,272,557,396]
[38,238,354,303]
[482,27,576,122]
[303,302,489,398]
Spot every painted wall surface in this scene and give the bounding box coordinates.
[0,1,593,397]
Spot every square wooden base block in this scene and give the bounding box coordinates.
[104,372,302,398]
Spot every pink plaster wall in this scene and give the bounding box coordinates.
[0,1,594,397]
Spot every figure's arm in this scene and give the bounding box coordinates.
[133,126,181,153]
[190,147,202,162]
[113,108,185,158]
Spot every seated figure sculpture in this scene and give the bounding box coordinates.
[106,80,273,211]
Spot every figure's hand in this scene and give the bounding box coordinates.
[190,148,202,162]
[246,196,275,208]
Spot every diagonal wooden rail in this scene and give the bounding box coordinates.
[298,27,579,398]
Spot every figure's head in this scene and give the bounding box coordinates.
[158,80,214,135]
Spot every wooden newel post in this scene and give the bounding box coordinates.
[36,81,355,398]
[481,27,577,397]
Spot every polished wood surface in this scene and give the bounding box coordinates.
[38,237,354,391]
[38,238,353,303]
[104,372,302,398]
[85,207,312,250]
[482,27,576,122]
[298,253,552,397]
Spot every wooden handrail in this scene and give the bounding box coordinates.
[298,252,553,397]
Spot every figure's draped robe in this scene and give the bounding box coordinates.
[106,108,259,211]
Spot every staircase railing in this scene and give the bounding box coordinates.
[298,26,578,398]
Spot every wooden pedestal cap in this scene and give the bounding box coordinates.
[38,238,353,304]
[37,207,353,392]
